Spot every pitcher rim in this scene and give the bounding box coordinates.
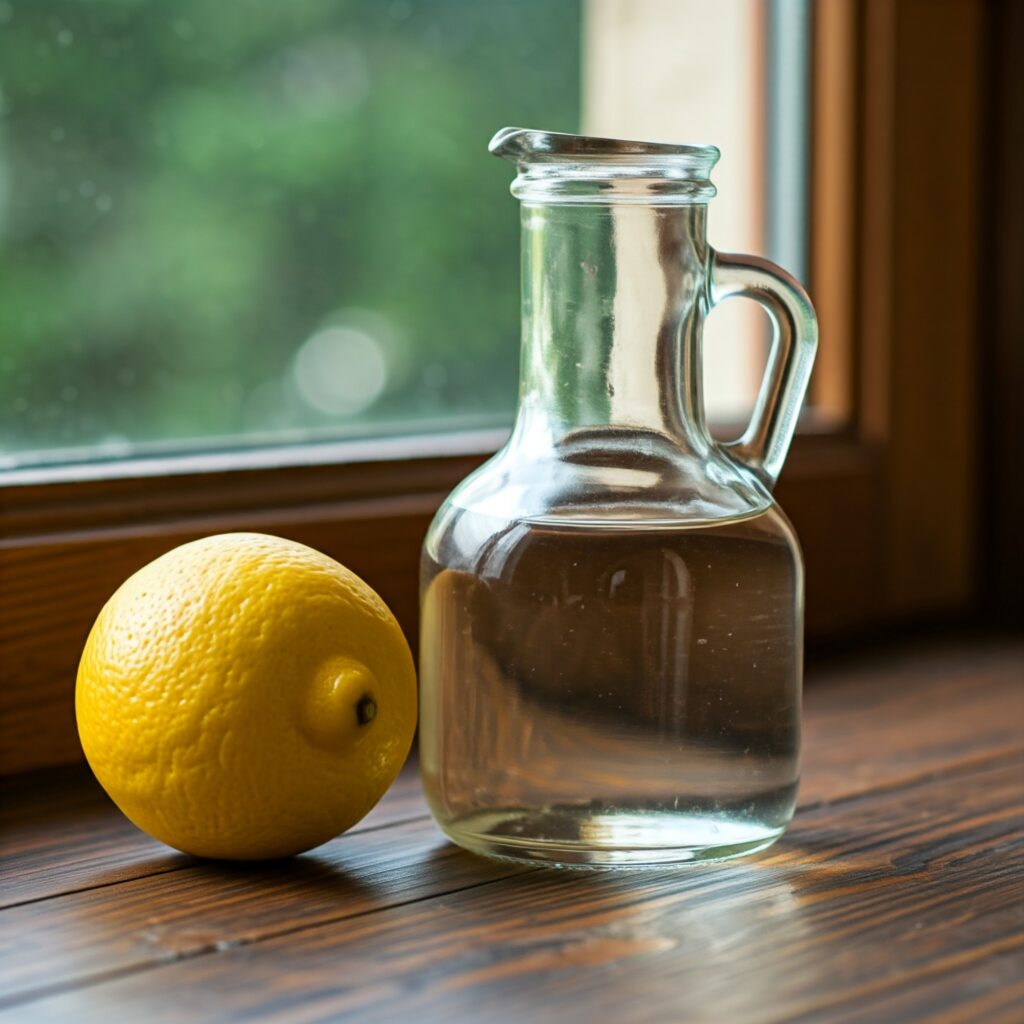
[489,127,720,205]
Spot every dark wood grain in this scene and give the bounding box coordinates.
[0,640,1021,1023]
[4,754,1019,1024]
[0,817,527,1007]
[0,762,428,908]
[818,946,1024,1024]
[5,641,1020,909]
[799,640,1024,801]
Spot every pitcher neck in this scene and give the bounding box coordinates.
[511,202,712,455]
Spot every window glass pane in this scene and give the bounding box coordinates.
[1,0,809,470]
[1,0,580,467]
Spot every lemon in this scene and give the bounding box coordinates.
[76,532,417,860]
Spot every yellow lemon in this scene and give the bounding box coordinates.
[76,532,417,860]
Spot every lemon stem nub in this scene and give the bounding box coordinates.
[357,695,377,725]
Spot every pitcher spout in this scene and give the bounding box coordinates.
[488,127,720,205]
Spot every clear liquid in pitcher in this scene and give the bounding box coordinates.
[420,505,802,867]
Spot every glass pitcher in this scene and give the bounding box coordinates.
[420,128,817,867]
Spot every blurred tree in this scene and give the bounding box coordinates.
[0,0,580,461]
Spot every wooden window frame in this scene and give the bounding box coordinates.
[0,0,985,775]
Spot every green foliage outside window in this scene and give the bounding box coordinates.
[0,0,580,463]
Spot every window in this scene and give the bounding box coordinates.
[2,0,811,470]
[1,0,986,775]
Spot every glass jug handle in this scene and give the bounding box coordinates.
[707,252,818,489]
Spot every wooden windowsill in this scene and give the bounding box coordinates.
[0,424,887,777]
[2,635,1021,1022]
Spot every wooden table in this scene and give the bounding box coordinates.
[2,638,1022,1023]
